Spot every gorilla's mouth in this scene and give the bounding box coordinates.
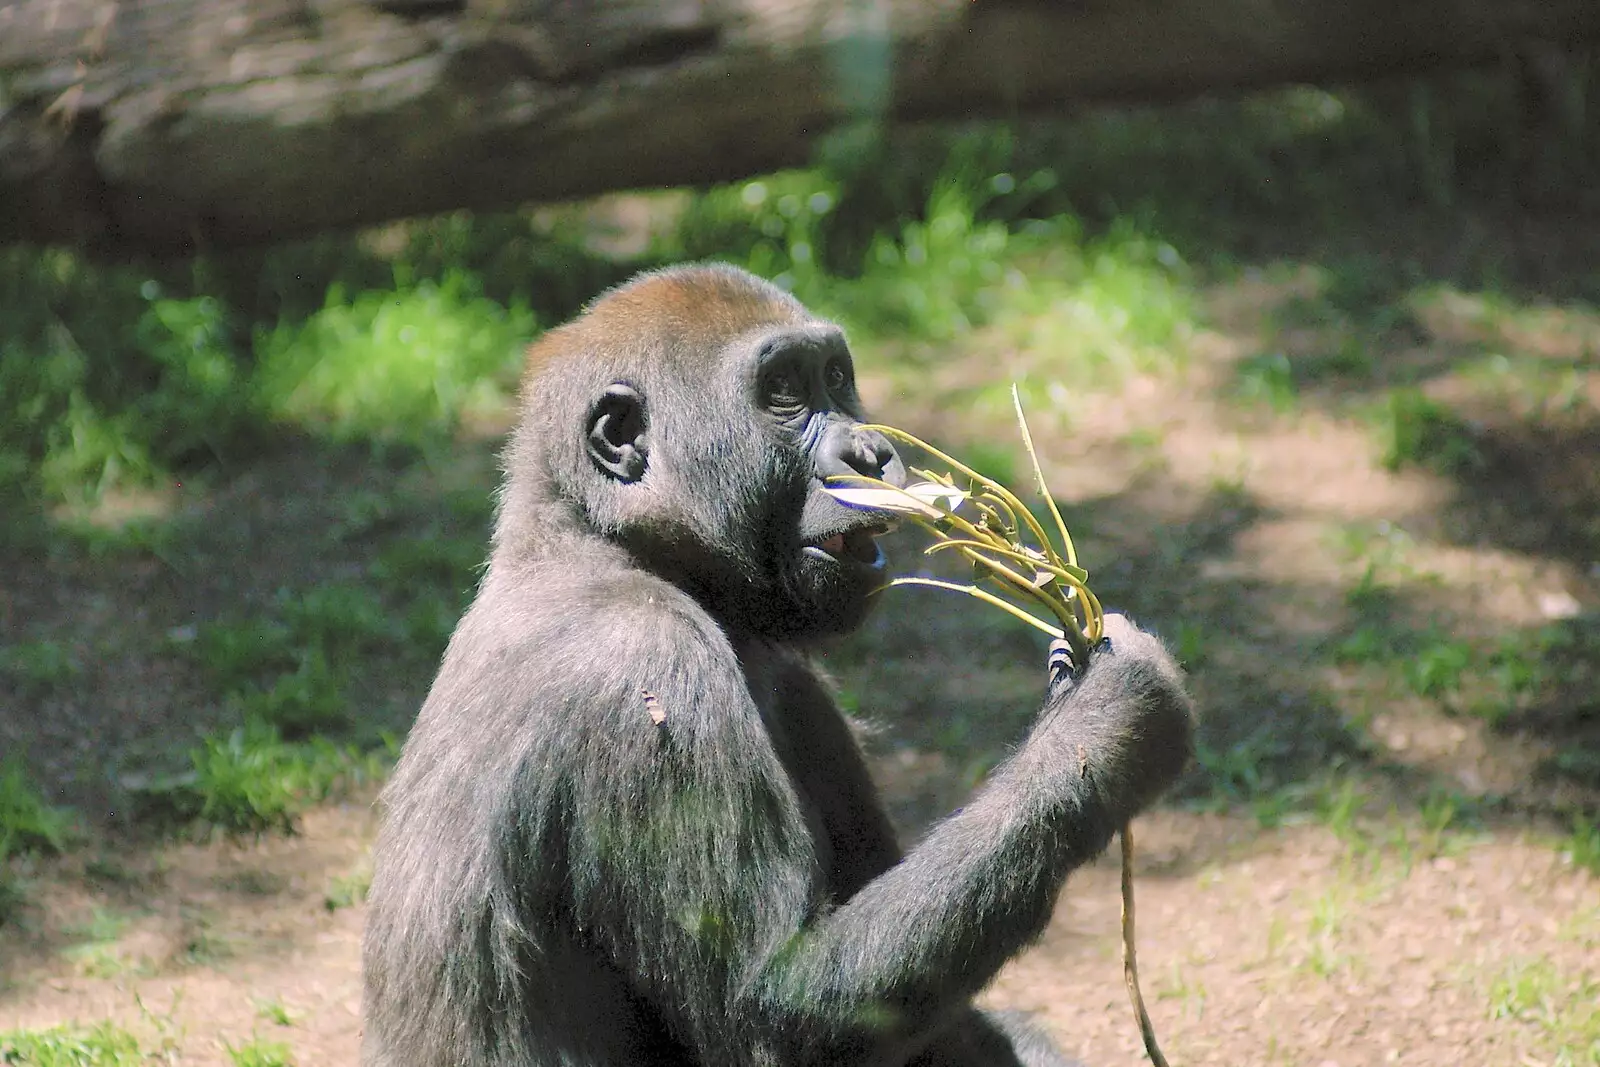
[804,523,891,568]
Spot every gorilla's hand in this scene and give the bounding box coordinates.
[1037,613,1194,823]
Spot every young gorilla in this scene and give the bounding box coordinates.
[362,264,1194,1067]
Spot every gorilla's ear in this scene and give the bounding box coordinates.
[586,383,648,482]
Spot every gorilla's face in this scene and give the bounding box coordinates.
[563,266,904,641]
[582,318,904,641]
[757,325,904,639]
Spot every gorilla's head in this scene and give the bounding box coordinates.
[499,263,906,640]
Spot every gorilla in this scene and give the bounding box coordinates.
[362,263,1194,1066]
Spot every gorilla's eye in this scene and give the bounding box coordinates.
[824,359,850,394]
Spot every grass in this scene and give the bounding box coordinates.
[252,271,534,446]
[178,579,455,740]
[324,867,373,913]
[128,719,389,836]
[1488,960,1600,1065]
[222,1037,295,1067]
[1154,963,1207,1019]
[0,1023,158,1065]
[1374,387,1483,474]
[1233,352,1298,413]
[978,226,1194,387]
[63,906,130,946]
[1,759,74,922]
[234,654,349,740]
[0,641,82,688]
[0,759,74,857]
[185,618,299,690]
[253,999,298,1027]
[0,251,255,506]
[0,1015,297,1065]
[1400,634,1474,698]
[1193,734,1285,810]
[1565,817,1600,876]
[0,250,538,510]
[1300,888,1353,979]
[181,915,236,966]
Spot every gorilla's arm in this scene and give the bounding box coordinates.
[767,660,1079,1067]
[550,603,1190,1065]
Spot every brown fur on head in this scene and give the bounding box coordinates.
[499,264,816,555]
[520,264,812,385]
[491,263,899,640]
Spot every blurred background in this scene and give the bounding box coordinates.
[1,3,1598,1064]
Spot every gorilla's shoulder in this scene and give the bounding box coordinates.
[444,564,741,684]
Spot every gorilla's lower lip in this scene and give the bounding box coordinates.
[803,525,888,569]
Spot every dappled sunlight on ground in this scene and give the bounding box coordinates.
[1,803,374,1066]
[3,800,1593,1067]
[989,811,1600,1067]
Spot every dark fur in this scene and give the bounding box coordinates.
[362,264,1195,1066]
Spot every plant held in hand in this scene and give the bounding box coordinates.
[824,385,1174,1067]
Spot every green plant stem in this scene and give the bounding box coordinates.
[863,426,1066,572]
[947,543,1093,660]
[895,510,1094,660]
[888,578,1067,638]
[1011,384,1082,570]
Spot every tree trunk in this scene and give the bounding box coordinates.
[2,0,1596,255]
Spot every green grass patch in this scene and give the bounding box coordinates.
[981,225,1194,386]
[680,157,1195,385]
[276,585,400,656]
[253,272,533,447]
[1193,732,1293,813]
[1401,634,1474,698]
[180,582,423,738]
[0,248,538,506]
[1233,352,1298,412]
[369,535,486,592]
[324,867,373,913]
[222,1037,296,1067]
[823,177,1018,341]
[1,758,74,871]
[1333,623,1392,667]
[1565,816,1600,876]
[1374,388,1483,474]
[235,653,349,738]
[1488,959,1600,1064]
[0,245,258,506]
[1331,619,1538,704]
[131,720,388,836]
[0,251,251,505]
[187,619,300,691]
[0,1022,156,1065]
[253,999,298,1028]
[1309,335,1381,382]
[62,907,148,979]
[0,640,82,689]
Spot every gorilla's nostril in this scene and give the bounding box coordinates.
[845,429,896,479]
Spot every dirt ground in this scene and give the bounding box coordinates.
[1,804,1595,1065]
[3,206,1599,1065]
